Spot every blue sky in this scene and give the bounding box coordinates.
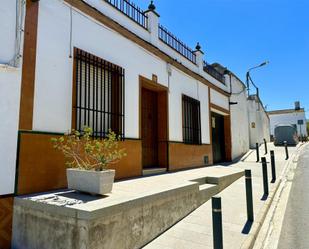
[135,0,309,115]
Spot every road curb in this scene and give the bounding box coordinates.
[240,143,304,249]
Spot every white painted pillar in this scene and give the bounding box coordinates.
[194,43,204,74]
[144,2,160,47]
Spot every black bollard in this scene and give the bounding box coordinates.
[270,150,276,183]
[261,157,269,197]
[212,197,223,249]
[245,170,254,222]
[284,141,289,160]
[264,138,268,155]
[256,143,260,162]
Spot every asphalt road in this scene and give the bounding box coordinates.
[278,144,309,249]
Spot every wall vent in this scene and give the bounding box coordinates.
[204,155,209,165]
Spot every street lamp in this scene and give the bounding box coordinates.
[246,61,269,97]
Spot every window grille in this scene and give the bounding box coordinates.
[74,48,125,139]
[182,95,201,144]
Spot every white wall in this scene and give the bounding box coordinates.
[0,0,17,64]
[210,88,229,110]
[33,1,211,144]
[248,96,270,148]
[229,75,250,160]
[169,67,210,143]
[269,111,307,136]
[0,0,23,195]
[0,66,21,195]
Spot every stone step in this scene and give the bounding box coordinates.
[198,183,218,204]
[198,183,217,191]
[142,167,167,176]
[205,170,245,192]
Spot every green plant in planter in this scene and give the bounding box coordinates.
[51,127,126,171]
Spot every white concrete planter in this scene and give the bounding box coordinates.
[66,168,115,195]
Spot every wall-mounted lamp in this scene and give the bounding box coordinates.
[229,101,238,105]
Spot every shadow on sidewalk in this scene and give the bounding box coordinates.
[241,220,253,234]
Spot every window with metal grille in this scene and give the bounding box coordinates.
[73,48,125,139]
[182,95,201,145]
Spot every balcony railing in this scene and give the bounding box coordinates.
[158,24,196,64]
[203,61,225,84]
[105,0,148,29]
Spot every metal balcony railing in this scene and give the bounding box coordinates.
[105,0,148,29]
[203,61,225,84]
[158,24,196,64]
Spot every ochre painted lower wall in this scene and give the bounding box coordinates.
[16,132,142,195]
[112,139,142,179]
[0,196,13,249]
[17,132,67,195]
[168,142,213,171]
[16,132,220,195]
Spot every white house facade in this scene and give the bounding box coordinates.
[4,0,235,198]
[268,102,307,137]
[0,1,270,248]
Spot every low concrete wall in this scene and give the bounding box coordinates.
[13,183,199,249]
[12,169,244,249]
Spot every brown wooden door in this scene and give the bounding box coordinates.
[142,88,158,168]
[211,112,225,163]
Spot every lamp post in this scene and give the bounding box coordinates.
[246,61,269,97]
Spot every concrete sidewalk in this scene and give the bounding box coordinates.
[143,143,299,249]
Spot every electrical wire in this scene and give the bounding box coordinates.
[230,86,247,96]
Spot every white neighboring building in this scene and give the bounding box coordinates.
[247,95,270,148]
[268,102,307,137]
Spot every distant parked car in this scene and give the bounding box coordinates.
[274,125,299,146]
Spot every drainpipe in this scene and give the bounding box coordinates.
[3,0,25,68]
[166,62,172,92]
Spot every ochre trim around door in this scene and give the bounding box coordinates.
[138,75,168,139]
[71,48,77,130]
[210,103,230,115]
[208,87,212,145]
[139,75,169,170]
[19,0,40,130]
[224,115,232,161]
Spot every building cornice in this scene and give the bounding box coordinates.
[268,108,305,115]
